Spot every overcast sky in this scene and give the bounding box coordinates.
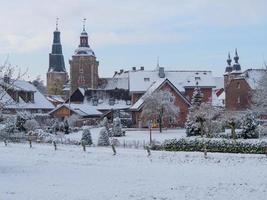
[1,0,267,82]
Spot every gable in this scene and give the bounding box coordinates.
[131,79,191,111]
[69,88,85,103]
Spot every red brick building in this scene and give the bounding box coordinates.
[224,50,265,111]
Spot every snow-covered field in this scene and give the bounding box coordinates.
[1,143,266,200]
[66,128,186,146]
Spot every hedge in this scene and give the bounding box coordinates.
[151,138,267,154]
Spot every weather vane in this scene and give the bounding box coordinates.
[83,18,86,31]
[56,17,59,31]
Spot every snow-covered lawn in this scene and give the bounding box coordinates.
[65,128,186,147]
[0,143,266,200]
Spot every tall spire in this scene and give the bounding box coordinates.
[83,18,86,31]
[225,52,233,73]
[234,48,239,63]
[48,21,66,72]
[227,52,232,66]
[232,48,241,72]
[79,18,89,48]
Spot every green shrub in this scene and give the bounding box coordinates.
[153,138,267,154]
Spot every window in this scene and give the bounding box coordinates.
[144,78,150,82]
[237,96,240,104]
[195,77,201,81]
[79,65,83,73]
[237,82,240,89]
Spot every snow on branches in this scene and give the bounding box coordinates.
[141,90,179,132]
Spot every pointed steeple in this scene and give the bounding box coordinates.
[48,18,66,72]
[234,48,239,63]
[225,52,233,73]
[79,18,89,48]
[232,48,241,72]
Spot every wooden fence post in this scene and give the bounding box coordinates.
[53,141,57,151]
[4,139,7,146]
[81,141,86,152]
[29,139,32,148]
[146,146,151,157]
[111,144,116,155]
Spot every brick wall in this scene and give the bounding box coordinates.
[225,78,252,110]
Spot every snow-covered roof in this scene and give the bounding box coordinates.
[103,77,129,90]
[74,46,95,56]
[83,98,131,111]
[131,78,191,111]
[0,79,54,110]
[50,103,103,117]
[46,95,64,103]
[129,70,216,93]
[241,69,266,89]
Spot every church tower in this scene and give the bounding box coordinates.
[47,18,68,95]
[69,19,99,93]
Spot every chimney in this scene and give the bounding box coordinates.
[120,69,124,74]
[132,67,136,71]
[140,66,144,70]
[158,67,165,78]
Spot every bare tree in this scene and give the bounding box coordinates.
[252,67,267,116]
[0,58,27,113]
[141,90,179,132]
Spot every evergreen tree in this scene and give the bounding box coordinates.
[81,128,93,145]
[241,112,259,139]
[185,83,203,136]
[64,120,69,134]
[97,127,110,146]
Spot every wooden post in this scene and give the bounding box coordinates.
[81,141,86,152]
[4,139,7,146]
[203,145,207,159]
[53,141,57,151]
[149,120,152,145]
[111,144,116,155]
[29,139,32,148]
[146,146,151,157]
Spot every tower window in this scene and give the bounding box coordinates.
[79,65,83,73]
[237,96,240,104]
[237,82,240,89]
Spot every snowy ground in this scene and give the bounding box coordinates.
[0,143,266,200]
[65,128,186,147]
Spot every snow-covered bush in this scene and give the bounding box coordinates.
[112,117,125,137]
[160,138,267,154]
[241,112,259,139]
[223,111,242,140]
[23,119,39,132]
[81,128,92,145]
[66,114,79,127]
[97,127,110,146]
[0,118,15,140]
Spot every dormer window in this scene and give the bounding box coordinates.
[195,77,201,81]
[144,78,150,82]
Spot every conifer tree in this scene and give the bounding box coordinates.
[81,128,92,145]
[185,83,203,136]
[97,127,110,146]
[241,111,259,139]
